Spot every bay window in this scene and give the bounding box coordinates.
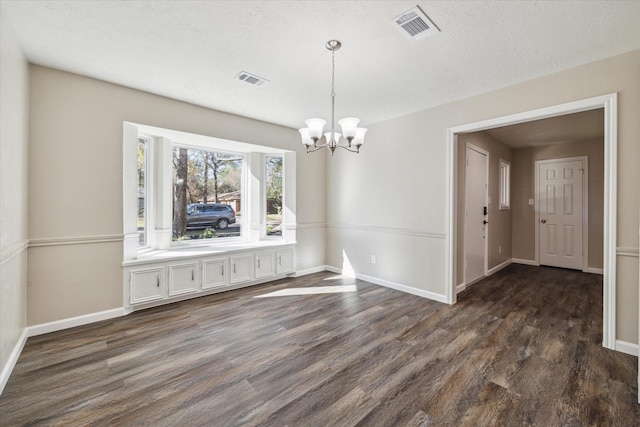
[123,123,296,261]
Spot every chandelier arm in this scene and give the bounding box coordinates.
[336,144,360,153]
[305,144,329,154]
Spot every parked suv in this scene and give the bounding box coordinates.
[186,203,236,229]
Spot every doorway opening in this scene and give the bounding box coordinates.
[445,93,617,350]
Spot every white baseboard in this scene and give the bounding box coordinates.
[356,273,448,304]
[585,267,603,275]
[294,265,334,277]
[324,265,343,275]
[512,258,537,266]
[615,340,638,356]
[0,328,28,395]
[456,283,466,294]
[487,259,512,275]
[27,308,127,337]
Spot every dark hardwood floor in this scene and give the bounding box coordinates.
[1,264,638,426]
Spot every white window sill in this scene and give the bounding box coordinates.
[123,240,295,267]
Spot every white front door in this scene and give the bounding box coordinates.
[537,158,585,270]
[464,144,488,285]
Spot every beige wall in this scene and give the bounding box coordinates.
[327,49,639,343]
[456,132,513,285]
[0,9,29,386]
[27,65,327,325]
[511,138,604,269]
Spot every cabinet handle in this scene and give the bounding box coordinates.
[192,270,194,281]
[278,256,281,265]
[221,265,224,275]
[258,259,261,268]
[156,275,160,287]
[233,263,236,274]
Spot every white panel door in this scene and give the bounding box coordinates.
[464,144,488,285]
[538,159,584,270]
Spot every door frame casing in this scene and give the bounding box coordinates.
[445,93,617,351]
[535,156,589,272]
[463,143,489,287]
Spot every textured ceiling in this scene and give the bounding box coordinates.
[2,1,639,130]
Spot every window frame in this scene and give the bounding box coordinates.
[263,154,284,239]
[169,143,247,248]
[137,137,148,248]
[123,122,295,261]
[499,159,511,210]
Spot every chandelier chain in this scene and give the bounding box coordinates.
[330,47,336,143]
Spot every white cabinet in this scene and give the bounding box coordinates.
[276,248,295,274]
[230,254,253,284]
[202,258,227,289]
[130,267,164,304]
[255,251,276,279]
[169,262,198,296]
[125,244,295,310]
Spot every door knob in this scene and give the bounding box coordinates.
[541,219,546,223]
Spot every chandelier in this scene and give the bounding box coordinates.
[299,40,367,155]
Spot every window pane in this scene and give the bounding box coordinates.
[265,156,283,236]
[137,138,147,246]
[499,160,510,210]
[172,147,243,241]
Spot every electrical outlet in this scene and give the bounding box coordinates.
[529,198,534,205]
[371,255,377,264]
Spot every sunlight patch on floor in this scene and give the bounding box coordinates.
[253,285,358,298]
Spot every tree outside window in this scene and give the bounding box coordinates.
[172,147,243,241]
[137,138,147,246]
[265,156,283,236]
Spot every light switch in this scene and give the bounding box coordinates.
[528,198,534,205]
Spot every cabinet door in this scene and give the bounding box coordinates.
[169,262,198,296]
[203,258,227,289]
[276,248,295,274]
[130,267,164,304]
[255,251,275,279]
[230,254,253,284]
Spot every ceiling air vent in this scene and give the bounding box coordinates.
[234,71,269,87]
[391,6,440,41]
